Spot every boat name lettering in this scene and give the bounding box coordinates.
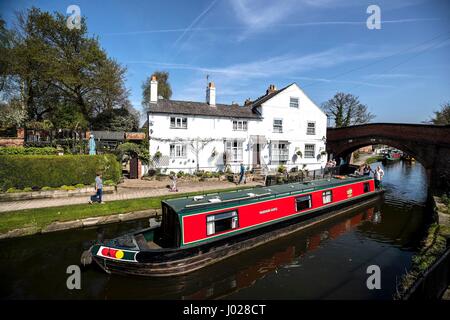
[259,207,278,215]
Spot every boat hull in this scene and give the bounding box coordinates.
[90,190,384,277]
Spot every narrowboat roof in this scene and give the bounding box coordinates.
[162,175,373,214]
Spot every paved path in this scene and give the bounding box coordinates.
[0,180,261,213]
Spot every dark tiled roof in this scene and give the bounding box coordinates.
[148,100,261,119]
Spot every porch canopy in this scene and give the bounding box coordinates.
[249,135,267,145]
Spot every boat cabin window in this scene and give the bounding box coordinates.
[364,182,370,193]
[322,190,332,204]
[206,210,238,236]
[296,195,312,211]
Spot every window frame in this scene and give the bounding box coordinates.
[170,116,188,129]
[306,121,316,135]
[225,140,243,162]
[304,144,315,158]
[322,190,332,204]
[290,97,299,108]
[273,119,283,133]
[271,142,289,163]
[232,120,248,131]
[296,194,312,212]
[169,144,187,158]
[206,210,239,236]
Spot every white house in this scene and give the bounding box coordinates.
[147,77,327,174]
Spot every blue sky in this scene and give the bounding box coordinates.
[1,0,449,124]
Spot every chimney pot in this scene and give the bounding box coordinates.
[266,84,277,95]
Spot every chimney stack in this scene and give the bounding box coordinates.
[266,84,277,95]
[150,75,158,103]
[206,82,216,106]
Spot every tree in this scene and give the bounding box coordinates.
[428,102,450,125]
[142,71,172,109]
[321,92,375,127]
[1,7,138,129]
[0,99,27,128]
[92,104,140,132]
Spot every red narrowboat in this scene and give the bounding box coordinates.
[83,175,383,277]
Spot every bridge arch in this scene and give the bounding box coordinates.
[326,123,450,190]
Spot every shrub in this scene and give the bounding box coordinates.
[60,185,76,191]
[195,170,204,177]
[74,184,85,189]
[0,146,58,155]
[176,171,185,178]
[104,180,115,186]
[23,187,33,192]
[202,171,213,178]
[6,187,21,193]
[277,165,286,173]
[41,186,54,191]
[0,154,121,191]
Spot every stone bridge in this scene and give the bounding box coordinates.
[326,123,450,190]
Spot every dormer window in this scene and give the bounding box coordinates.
[170,117,187,129]
[290,97,299,108]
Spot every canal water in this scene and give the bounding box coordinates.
[0,160,431,300]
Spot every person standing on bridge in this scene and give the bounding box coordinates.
[374,166,384,190]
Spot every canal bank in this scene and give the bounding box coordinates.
[395,193,450,300]
[0,160,435,299]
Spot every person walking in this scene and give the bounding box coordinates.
[89,172,105,204]
[374,166,384,190]
[237,163,246,185]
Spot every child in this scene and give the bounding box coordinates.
[169,173,178,192]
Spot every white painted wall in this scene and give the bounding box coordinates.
[148,83,327,174]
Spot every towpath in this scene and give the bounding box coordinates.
[0,179,261,213]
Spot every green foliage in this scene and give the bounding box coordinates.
[0,146,57,155]
[60,185,76,191]
[116,142,149,165]
[176,171,185,178]
[74,183,85,189]
[277,165,286,173]
[6,187,21,193]
[103,180,115,186]
[2,8,137,130]
[202,171,213,178]
[23,187,33,192]
[0,154,121,191]
[429,102,450,125]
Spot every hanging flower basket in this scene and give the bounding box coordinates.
[153,151,162,159]
[296,150,303,157]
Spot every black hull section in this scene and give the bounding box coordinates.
[91,190,384,277]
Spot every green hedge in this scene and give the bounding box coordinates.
[0,146,58,155]
[0,154,121,191]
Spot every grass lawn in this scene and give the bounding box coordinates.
[0,186,246,234]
